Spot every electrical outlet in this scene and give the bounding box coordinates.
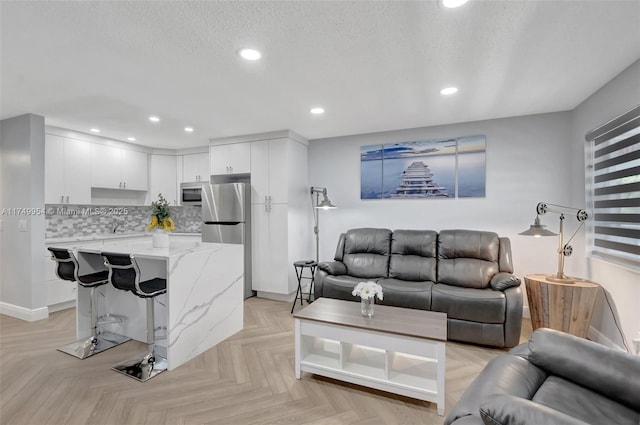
[18,219,27,232]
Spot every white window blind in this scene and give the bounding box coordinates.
[585,105,640,269]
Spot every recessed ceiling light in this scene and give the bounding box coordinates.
[310,107,325,115]
[440,87,459,95]
[127,137,136,142]
[442,0,468,8]
[90,128,100,133]
[149,115,160,122]
[239,48,261,61]
[184,127,194,133]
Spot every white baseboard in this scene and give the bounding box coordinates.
[48,300,75,313]
[256,291,294,302]
[0,302,49,322]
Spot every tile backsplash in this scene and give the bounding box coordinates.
[45,204,202,238]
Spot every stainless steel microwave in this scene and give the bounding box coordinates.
[180,182,207,205]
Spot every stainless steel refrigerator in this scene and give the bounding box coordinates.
[201,182,254,299]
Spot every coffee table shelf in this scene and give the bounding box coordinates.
[294,299,447,415]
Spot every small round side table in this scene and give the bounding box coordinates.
[291,260,317,314]
[524,274,600,338]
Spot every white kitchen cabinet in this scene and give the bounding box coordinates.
[210,143,250,175]
[149,154,178,205]
[45,134,91,204]
[90,143,122,189]
[121,149,148,190]
[251,203,292,294]
[250,134,310,298]
[182,152,209,182]
[91,144,148,191]
[250,138,290,205]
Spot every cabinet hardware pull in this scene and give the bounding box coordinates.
[264,204,268,212]
[66,196,69,203]
[123,182,126,189]
[60,196,64,203]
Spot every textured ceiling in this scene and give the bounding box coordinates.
[1,1,639,149]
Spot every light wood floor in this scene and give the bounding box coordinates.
[1,298,531,425]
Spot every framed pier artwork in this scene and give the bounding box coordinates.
[360,135,486,200]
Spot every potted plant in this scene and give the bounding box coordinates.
[147,194,175,247]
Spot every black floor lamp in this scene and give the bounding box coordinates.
[310,186,337,264]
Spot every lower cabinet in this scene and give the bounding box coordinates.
[251,203,295,297]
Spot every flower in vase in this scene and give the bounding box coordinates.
[352,281,383,301]
[146,193,175,232]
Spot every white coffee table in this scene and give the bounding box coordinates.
[294,298,447,416]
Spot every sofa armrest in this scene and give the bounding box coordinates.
[318,261,347,276]
[528,328,640,411]
[490,272,521,291]
[443,354,547,425]
[479,395,590,425]
[503,285,523,348]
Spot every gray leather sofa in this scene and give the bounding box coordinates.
[445,328,640,425]
[314,228,523,347]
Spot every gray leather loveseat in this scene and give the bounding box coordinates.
[314,228,523,348]
[445,328,640,425]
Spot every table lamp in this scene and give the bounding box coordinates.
[519,202,588,283]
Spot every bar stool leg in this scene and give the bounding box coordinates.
[58,286,130,359]
[112,298,167,382]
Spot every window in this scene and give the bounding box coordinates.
[585,105,640,269]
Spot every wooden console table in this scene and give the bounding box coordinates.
[524,274,600,338]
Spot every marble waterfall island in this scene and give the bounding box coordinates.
[65,237,244,370]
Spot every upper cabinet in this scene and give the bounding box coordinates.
[250,138,290,204]
[149,154,178,206]
[121,149,148,191]
[182,152,209,182]
[91,144,148,191]
[210,143,251,175]
[45,134,92,204]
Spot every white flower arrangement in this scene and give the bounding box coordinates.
[352,281,384,301]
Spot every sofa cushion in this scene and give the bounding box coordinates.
[438,229,500,288]
[377,278,433,310]
[531,376,639,425]
[321,274,369,301]
[432,284,506,323]
[389,229,437,281]
[342,228,391,278]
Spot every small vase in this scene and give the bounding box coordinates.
[152,230,170,248]
[361,297,374,318]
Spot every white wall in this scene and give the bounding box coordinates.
[309,100,640,351]
[570,59,640,351]
[309,111,574,288]
[0,114,47,321]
